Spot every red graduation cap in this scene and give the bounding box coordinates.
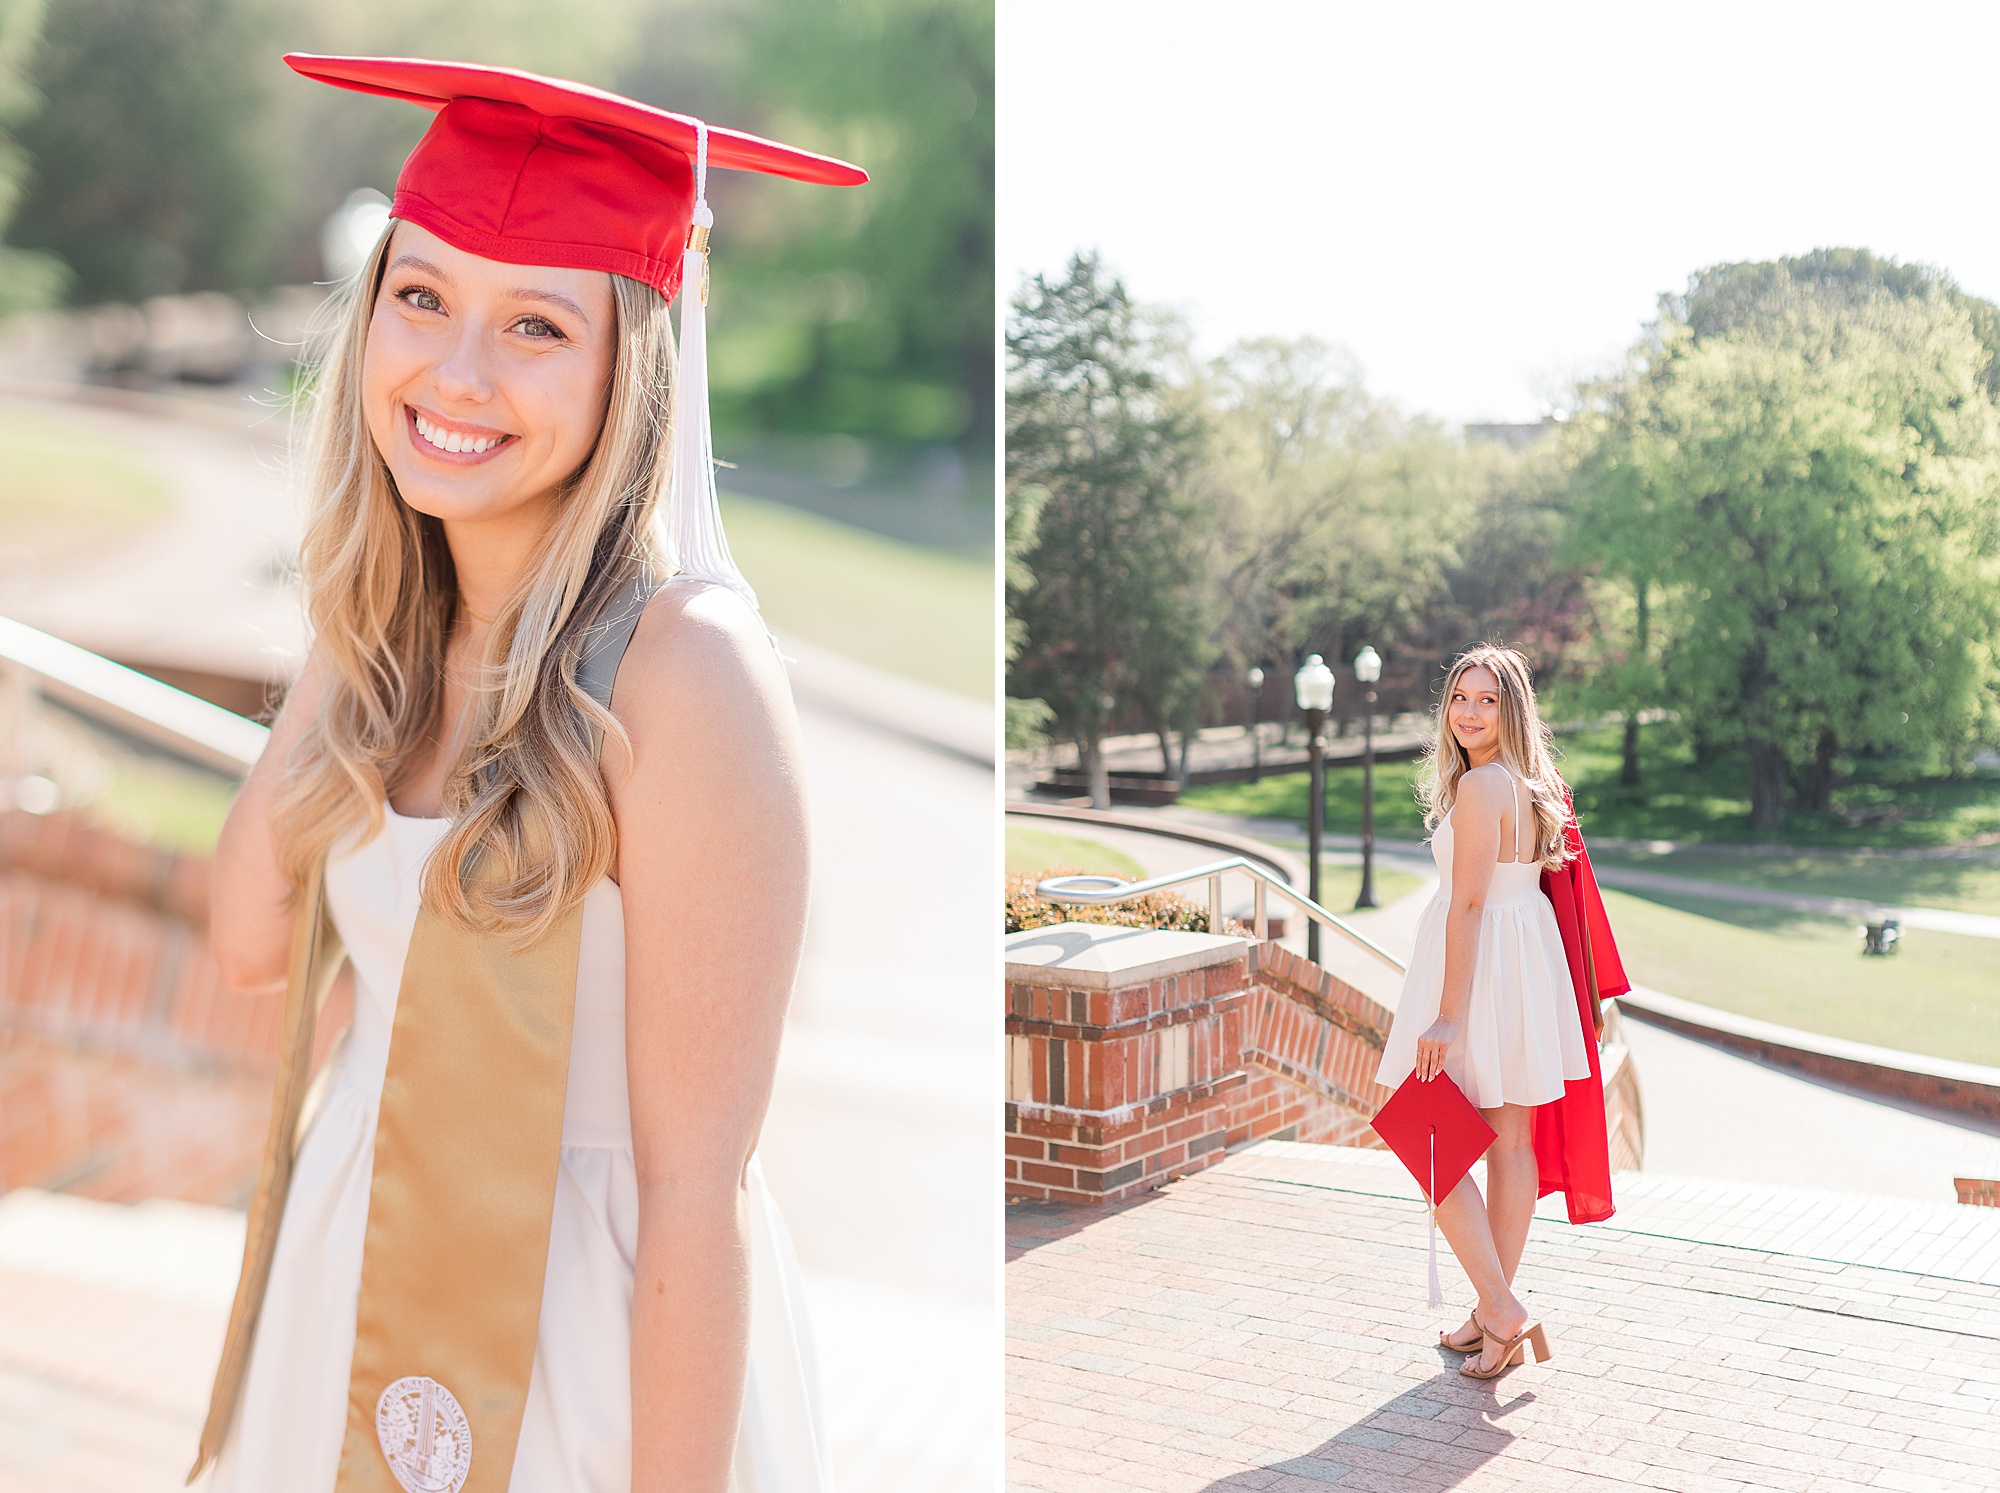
[283,53,867,300]
[285,53,869,613]
[1369,1073,1496,1308]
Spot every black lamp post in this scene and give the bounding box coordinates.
[1294,653,1335,963]
[1246,666,1265,782]
[1353,645,1381,910]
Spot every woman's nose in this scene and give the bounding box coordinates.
[431,321,496,404]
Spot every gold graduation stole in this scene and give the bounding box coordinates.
[191,575,656,1493]
[191,864,345,1477]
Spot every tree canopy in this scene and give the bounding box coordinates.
[1567,257,2000,827]
[1007,253,1213,800]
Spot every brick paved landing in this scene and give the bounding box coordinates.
[1008,1143,2000,1493]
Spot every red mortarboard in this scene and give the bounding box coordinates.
[1369,1073,1496,1308]
[1371,1072,1495,1206]
[285,53,870,613]
[283,53,867,301]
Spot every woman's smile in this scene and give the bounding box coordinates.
[404,402,517,464]
[362,222,615,529]
[1447,665,1503,756]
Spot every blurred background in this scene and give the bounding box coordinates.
[0,2,995,1490]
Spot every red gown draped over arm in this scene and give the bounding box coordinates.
[1534,794,1630,1224]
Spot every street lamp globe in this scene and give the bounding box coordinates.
[1353,645,1381,685]
[1247,666,1264,690]
[1294,655,1335,714]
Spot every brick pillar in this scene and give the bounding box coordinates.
[1005,924,1252,1205]
[1005,923,1399,1205]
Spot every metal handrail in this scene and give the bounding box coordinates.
[1035,856,1408,974]
[0,614,268,776]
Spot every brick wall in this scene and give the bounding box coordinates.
[0,810,277,1071]
[0,809,330,1204]
[1005,932,1395,1206]
[1957,1177,2000,1208]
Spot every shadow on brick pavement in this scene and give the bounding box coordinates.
[1007,1144,2000,1493]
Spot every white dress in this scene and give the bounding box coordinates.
[1375,774,1592,1108]
[209,805,832,1493]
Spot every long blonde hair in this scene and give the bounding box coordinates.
[1417,644,1573,869]
[271,224,676,945]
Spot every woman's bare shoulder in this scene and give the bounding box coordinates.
[1457,762,1512,803]
[608,580,793,758]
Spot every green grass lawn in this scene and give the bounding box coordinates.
[719,491,992,699]
[93,751,240,853]
[1603,887,2000,1067]
[1591,845,2000,916]
[1317,860,1426,910]
[1005,824,1144,878]
[1183,720,2000,852]
[1182,758,1433,839]
[0,401,170,551]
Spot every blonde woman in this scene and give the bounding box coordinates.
[1374,644,1595,1380]
[193,56,864,1493]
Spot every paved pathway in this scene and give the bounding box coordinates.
[0,390,301,685]
[1094,724,1431,781]
[1008,1142,2000,1493]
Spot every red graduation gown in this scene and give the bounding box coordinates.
[1533,802,1629,1224]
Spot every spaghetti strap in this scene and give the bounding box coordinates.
[576,569,664,712]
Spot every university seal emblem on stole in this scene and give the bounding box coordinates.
[375,1375,473,1493]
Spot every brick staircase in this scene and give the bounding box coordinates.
[0,809,336,1206]
[1008,1142,2000,1492]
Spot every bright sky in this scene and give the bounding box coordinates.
[999,0,2000,424]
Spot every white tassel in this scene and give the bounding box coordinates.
[668,119,758,612]
[1426,1128,1443,1309]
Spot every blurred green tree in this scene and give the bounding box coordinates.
[8,0,280,299]
[1007,253,1211,806]
[0,0,64,310]
[679,0,992,447]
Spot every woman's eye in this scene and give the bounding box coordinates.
[514,316,564,340]
[396,286,444,313]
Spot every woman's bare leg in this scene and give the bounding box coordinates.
[1434,1104,1538,1365]
[1433,1169,1526,1354]
[1484,1103,1539,1284]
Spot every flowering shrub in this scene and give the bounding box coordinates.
[1005,867,1244,936]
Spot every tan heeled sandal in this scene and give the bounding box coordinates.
[1458,1320,1552,1379]
[1438,1309,1485,1353]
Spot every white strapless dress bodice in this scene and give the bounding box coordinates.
[1374,808,1592,1109]
[208,806,831,1492]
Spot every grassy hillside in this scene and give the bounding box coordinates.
[719,491,992,699]
[1605,887,2000,1067]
